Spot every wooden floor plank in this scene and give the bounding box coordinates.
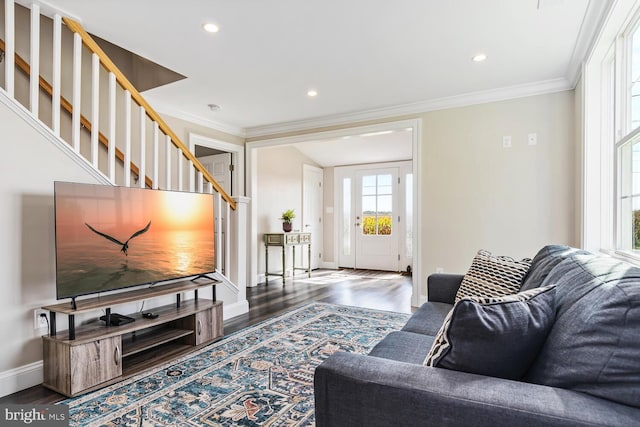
[0,269,412,404]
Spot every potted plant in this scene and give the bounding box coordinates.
[280,209,295,232]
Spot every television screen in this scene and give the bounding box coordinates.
[54,182,215,299]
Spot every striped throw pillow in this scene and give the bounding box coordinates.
[454,250,531,303]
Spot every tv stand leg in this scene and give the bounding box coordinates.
[50,312,56,336]
[105,308,111,327]
[212,285,216,302]
[176,293,181,308]
[71,297,77,311]
[195,289,198,300]
[69,315,75,340]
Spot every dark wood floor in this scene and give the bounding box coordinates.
[0,269,412,405]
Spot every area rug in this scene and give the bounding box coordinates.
[62,302,410,427]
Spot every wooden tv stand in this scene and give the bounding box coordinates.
[41,279,222,397]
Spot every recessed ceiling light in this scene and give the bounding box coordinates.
[472,53,487,62]
[307,89,318,97]
[203,23,220,33]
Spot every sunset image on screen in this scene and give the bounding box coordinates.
[55,182,216,299]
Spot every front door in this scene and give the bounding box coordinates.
[354,168,399,271]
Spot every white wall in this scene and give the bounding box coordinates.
[256,145,320,279]
[420,91,577,282]
[0,95,107,395]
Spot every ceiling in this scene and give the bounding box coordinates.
[37,0,609,140]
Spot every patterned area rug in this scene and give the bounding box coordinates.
[62,303,409,426]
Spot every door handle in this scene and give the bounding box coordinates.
[114,345,120,366]
[197,319,202,336]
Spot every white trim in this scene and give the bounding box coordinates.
[0,361,43,398]
[247,119,423,307]
[245,79,570,138]
[0,88,112,185]
[188,133,245,197]
[157,104,246,138]
[222,300,249,320]
[567,0,616,87]
[15,0,82,21]
[153,78,571,140]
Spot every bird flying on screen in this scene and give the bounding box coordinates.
[85,221,151,256]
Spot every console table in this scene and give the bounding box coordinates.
[263,232,311,285]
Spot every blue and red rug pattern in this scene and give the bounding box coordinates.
[62,303,409,426]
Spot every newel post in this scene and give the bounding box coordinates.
[229,196,250,302]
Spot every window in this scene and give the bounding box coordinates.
[613,10,640,257]
[361,174,393,235]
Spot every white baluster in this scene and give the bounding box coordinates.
[124,90,131,186]
[52,14,62,136]
[71,33,82,152]
[152,123,159,189]
[139,106,146,188]
[198,171,204,193]
[178,151,184,191]
[224,200,231,275]
[208,182,213,194]
[165,135,172,190]
[29,3,40,116]
[189,162,196,192]
[91,54,100,167]
[215,192,223,270]
[5,0,14,97]
[107,72,116,182]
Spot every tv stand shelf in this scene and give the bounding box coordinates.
[42,278,218,340]
[41,280,223,397]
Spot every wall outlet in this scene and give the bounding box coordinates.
[528,133,537,145]
[34,309,48,330]
[502,135,512,148]
[436,267,444,274]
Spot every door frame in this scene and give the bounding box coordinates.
[303,164,323,270]
[336,161,412,271]
[247,118,423,307]
[188,133,245,196]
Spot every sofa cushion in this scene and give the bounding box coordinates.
[525,254,640,408]
[455,249,532,302]
[519,245,592,291]
[401,302,452,336]
[424,285,556,380]
[369,331,435,365]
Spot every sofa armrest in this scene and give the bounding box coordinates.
[314,352,639,427]
[427,273,464,303]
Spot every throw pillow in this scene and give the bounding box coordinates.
[455,249,532,302]
[424,285,556,380]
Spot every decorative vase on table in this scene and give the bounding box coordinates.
[283,222,293,232]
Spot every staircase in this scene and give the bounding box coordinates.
[0,0,248,311]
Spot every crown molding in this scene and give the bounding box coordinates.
[566,0,615,87]
[245,78,572,138]
[152,103,246,138]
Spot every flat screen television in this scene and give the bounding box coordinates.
[54,182,215,300]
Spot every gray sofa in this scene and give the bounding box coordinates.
[314,245,640,426]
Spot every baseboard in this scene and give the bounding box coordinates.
[223,300,249,320]
[0,361,43,398]
[320,261,338,269]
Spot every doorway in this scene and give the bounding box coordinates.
[303,165,323,269]
[247,118,422,307]
[337,161,412,271]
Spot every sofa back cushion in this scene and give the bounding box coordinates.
[525,254,640,408]
[455,250,531,302]
[519,245,591,292]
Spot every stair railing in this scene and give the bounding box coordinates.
[2,0,242,277]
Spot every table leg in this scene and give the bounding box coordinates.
[308,243,311,277]
[282,246,286,286]
[293,245,296,277]
[265,245,269,285]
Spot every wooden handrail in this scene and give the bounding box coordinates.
[63,18,236,210]
[0,39,153,188]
